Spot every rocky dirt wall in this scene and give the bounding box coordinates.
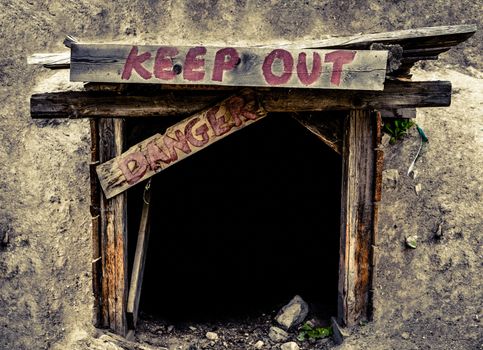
[0,1,481,349]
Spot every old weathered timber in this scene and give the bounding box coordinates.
[30,80,451,119]
[90,119,101,326]
[98,118,128,335]
[291,113,343,154]
[28,25,476,73]
[127,181,152,329]
[338,110,376,326]
[70,44,387,90]
[97,90,267,199]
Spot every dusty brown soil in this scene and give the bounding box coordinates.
[0,1,481,350]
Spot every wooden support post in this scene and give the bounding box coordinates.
[89,119,101,326]
[338,109,377,326]
[98,118,128,335]
[127,182,152,329]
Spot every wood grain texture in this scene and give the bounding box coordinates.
[127,183,152,329]
[28,24,476,72]
[30,81,451,119]
[89,119,101,326]
[338,110,376,326]
[96,89,267,199]
[291,113,343,154]
[98,118,128,335]
[70,44,387,91]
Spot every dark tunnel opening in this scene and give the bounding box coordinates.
[126,112,342,323]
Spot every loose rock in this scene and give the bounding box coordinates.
[434,222,444,238]
[275,295,309,330]
[415,183,422,195]
[206,332,218,341]
[254,340,264,349]
[401,332,410,339]
[383,169,399,188]
[281,342,300,350]
[405,235,418,249]
[268,326,289,342]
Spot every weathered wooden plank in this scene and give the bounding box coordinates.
[89,119,101,326]
[27,52,70,68]
[97,89,267,199]
[291,113,343,154]
[127,182,152,329]
[338,109,376,326]
[28,25,476,69]
[30,81,451,119]
[70,44,387,90]
[293,24,477,53]
[99,118,128,335]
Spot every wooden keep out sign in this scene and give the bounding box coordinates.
[28,24,476,338]
[71,44,388,90]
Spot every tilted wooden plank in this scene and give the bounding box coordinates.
[96,89,267,199]
[127,182,152,329]
[70,44,387,90]
[30,81,451,119]
[286,24,477,50]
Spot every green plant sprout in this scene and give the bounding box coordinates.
[297,322,333,341]
[383,119,415,144]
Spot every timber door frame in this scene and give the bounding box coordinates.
[89,107,382,336]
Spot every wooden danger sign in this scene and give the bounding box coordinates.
[71,44,388,90]
[96,90,267,199]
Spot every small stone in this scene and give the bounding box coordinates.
[410,170,418,179]
[206,332,218,341]
[401,332,410,339]
[381,133,391,147]
[189,326,197,331]
[405,235,418,249]
[275,295,309,330]
[167,325,174,333]
[434,222,443,238]
[280,342,300,350]
[415,183,422,195]
[49,195,61,203]
[268,326,289,342]
[254,340,264,349]
[383,169,399,188]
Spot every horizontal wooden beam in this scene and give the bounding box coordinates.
[27,24,476,70]
[31,81,451,119]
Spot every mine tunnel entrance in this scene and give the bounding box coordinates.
[126,112,342,323]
